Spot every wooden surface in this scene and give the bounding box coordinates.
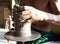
[0,7,10,28]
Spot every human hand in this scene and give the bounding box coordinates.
[22,6,46,22]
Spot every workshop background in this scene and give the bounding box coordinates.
[0,0,60,44]
[0,0,60,34]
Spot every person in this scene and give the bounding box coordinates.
[16,0,60,44]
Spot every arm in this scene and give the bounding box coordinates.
[24,6,60,25]
[25,6,60,21]
[34,9,60,22]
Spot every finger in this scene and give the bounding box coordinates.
[22,10,31,15]
[22,13,32,20]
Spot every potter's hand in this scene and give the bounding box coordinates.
[22,6,60,26]
[22,6,47,21]
[22,10,32,20]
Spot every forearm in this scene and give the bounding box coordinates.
[45,13,60,22]
[30,7,60,22]
[34,9,60,26]
[24,6,60,22]
[35,9,60,22]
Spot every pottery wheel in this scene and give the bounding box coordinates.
[4,31,41,42]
